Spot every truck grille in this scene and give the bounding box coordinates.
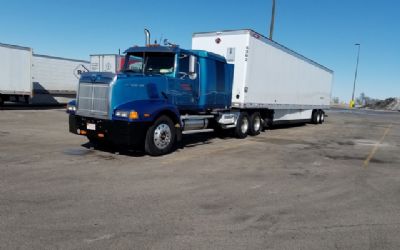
[77,83,109,118]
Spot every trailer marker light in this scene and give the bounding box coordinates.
[80,130,87,135]
[144,113,151,118]
[98,133,105,138]
[129,111,139,119]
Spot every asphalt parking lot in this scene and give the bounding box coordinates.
[0,107,399,249]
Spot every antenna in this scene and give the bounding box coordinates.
[269,0,276,40]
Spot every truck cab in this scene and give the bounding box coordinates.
[67,45,233,155]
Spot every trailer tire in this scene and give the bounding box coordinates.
[311,110,319,124]
[235,112,249,139]
[316,111,322,124]
[249,112,262,136]
[145,115,176,156]
[319,111,325,124]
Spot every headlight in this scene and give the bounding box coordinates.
[67,104,76,112]
[115,110,129,118]
[115,110,139,120]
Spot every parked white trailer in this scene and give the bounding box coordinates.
[31,54,89,104]
[0,43,32,104]
[192,29,333,123]
[0,41,89,105]
[90,54,123,73]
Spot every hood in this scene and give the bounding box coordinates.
[110,74,169,110]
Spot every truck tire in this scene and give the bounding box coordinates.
[145,115,176,156]
[311,110,319,124]
[319,111,325,124]
[235,112,249,139]
[249,112,262,136]
[316,111,322,124]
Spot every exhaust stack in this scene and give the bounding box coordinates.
[144,29,150,46]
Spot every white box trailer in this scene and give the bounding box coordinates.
[90,54,123,73]
[0,41,89,105]
[31,54,89,104]
[192,29,333,123]
[0,43,32,104]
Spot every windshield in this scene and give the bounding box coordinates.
[123,52,175,75]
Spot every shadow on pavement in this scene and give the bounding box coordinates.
[0,103,66,110]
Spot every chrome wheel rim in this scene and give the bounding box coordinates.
[241,117,249,134]
[321,113,325,122]
[317,114,321,123]
[153,123,171,149]
[253,116,261,132]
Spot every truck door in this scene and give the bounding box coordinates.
[174,53,199,109]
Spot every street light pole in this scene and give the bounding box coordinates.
[269,0,276,40]
[351,43,361,107]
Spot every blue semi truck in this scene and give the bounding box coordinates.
[67,29,333,155]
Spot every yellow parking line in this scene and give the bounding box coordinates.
[363,124,392,167]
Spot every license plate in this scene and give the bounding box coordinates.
[87,123,96,130]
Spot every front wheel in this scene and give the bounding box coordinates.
[145,115,176,156]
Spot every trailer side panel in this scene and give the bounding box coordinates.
[0,43,32,95]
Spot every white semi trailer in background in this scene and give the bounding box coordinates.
[31,54,89,104]
[0,42,89,105]
[0,43,32,105]
[90,54,124,73]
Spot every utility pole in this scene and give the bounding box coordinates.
[269,0,276,40]
[350,43,361,108]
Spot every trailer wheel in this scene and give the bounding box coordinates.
[249,112,262,136]
[319,111,325,124]
[145,115,176,156]
[311,110,319,124]
[235,112,249,139]
[316,111,322,124]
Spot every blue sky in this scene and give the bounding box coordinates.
[0,0,399,101]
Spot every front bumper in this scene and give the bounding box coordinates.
[69,114,149,147]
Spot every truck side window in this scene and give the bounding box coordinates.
[179,54,189,74]
[126,55,143,73]
[216,61,225,92]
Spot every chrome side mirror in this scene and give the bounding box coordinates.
[189,55,197,80]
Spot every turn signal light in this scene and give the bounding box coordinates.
[129,111,139,119]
